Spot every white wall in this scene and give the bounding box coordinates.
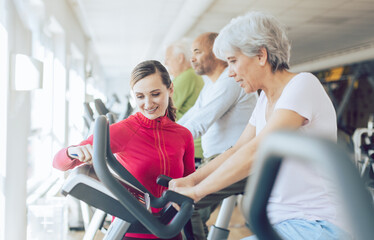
[0,0,105,239]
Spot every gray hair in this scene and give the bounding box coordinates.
[213,11,291,72]
[169,38,192,61]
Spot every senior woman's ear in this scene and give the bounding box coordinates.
[258,47,268,66]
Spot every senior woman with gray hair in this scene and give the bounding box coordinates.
[169,11,351,239]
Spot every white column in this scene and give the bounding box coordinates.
[5,91,30,240]
[0,4,9,240]
[3,1,30,239]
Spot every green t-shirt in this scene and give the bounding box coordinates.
[173,68,204,158]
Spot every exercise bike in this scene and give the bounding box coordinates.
[61,116,193,239]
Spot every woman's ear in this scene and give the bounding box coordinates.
[258,47,268,66]
[169,82,174,97]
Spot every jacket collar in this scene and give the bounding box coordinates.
[135,112,170,128]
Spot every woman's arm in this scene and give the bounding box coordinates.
[183,130,196,176]
[169,122,256,189]
[174,109,306,202]
[52,120,130,171]
[52,144,93,171]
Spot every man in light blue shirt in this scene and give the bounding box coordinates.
[178,32,258,240]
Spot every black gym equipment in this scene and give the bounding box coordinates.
[242,131,374,240]
[62,116,194,239]
[353,114,374,200]
[94,99,110,116]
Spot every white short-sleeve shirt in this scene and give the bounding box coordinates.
[249,72,346,229]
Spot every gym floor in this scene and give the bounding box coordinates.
[67,204,252,240]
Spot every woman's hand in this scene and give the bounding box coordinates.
[168,176,194,190]
[169,177,202,203]
[173,186,201,203]
[67,144,93,164]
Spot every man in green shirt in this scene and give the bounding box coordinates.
[165,39,205,162]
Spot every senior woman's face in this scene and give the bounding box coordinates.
[226,51,263,93]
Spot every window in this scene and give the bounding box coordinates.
[27,24,67,193]
[68,53,85,143]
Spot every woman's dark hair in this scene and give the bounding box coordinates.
[130,60,177,122]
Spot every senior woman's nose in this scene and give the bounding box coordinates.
[228,66,236,77]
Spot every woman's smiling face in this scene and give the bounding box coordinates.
[132,72,173,120]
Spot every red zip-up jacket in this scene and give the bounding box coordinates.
[53,112,195,239]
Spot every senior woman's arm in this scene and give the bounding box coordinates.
[172,109,306,202]
[169,122,256,193]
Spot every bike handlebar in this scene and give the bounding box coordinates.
[92,116,194,238]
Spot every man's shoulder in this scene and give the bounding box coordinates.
[217,69,235,84]
[215,70,241,90]
[215,70,258,102]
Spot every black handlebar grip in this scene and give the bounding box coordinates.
[157,175,172,187]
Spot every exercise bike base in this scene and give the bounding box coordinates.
[207,225,230,240]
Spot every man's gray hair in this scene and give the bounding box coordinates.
[213,11,291,72]
[169,38,193,61]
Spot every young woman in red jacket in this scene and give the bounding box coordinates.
[53,60,195,240]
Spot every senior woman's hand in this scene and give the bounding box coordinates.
[169,177,201,203]
[173,186,201,203]
[168,176,194,189]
